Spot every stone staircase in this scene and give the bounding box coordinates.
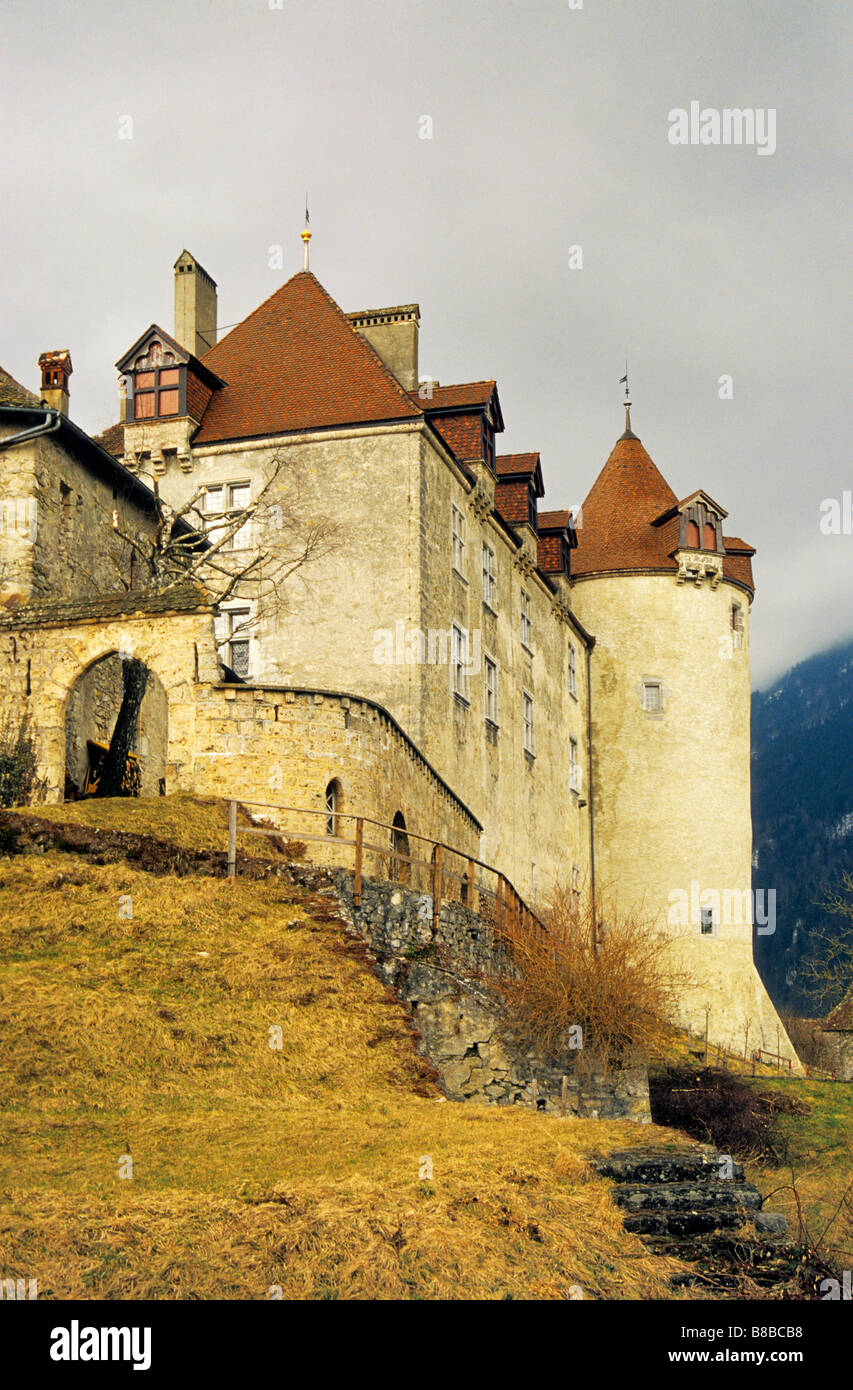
[595,1147,813,1295]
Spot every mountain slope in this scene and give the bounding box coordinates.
[751,637,853,1012]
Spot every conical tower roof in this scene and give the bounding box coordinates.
[572,424,681,577]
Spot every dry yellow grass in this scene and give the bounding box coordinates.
[0,798,693,1300]
[16,791,288,859]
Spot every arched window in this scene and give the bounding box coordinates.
[325,780,341,837]
[685,520,700,548]
[389,811,410,883]
[702,521,717,550]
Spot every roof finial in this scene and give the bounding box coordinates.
[619,360,632,434]
[301,196,311,271]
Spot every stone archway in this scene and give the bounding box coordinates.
[64,651,169,798]
[0,588,221,802]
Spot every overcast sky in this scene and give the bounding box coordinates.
[2,0,851,687]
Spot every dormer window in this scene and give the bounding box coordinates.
[679,497,723,553]
[132,341,184,419]
[134,365,182,419]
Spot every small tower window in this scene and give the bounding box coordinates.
[642,680,663,713]
[325,780,341,836]
[731,603,744,650]
[700,908,715,936]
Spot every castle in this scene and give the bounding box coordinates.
[0,241,797,1066]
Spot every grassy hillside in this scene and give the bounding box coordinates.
[745,1080,853,1269]
[0,796,692,1301]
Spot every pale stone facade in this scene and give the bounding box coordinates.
[571,571,791,1057]
[125,420,591,906]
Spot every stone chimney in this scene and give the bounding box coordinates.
[346,304,419,391]
[174,250,218,357]
[38,350,73,415]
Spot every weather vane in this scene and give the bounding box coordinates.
[301,195,312,271]
[619,361,633,433]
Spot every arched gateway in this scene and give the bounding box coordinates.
[0,585,220,801]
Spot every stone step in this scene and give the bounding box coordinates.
[599,1147,794,1296]
[643,1233,798,1266]
[622,1208,754,1237]
[597,1149,744,1185]
[611,1180,761,1213]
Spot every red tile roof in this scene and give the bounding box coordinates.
[92,422,125,456]
[413,381,496,411]
[193,272,422,444]
[496,452,540,477]
[722,536,755,555]
[721,542,755,592]
[538,509,572,530]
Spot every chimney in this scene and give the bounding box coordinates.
[38,350,72,415]
[346,304,419,392]
[173,250,218,357]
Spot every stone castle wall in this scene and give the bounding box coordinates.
[328,868,649,1120]
[134,421,593,905]
[0,423,149,606]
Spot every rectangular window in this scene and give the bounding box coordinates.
[520,590,532,650]
[484,656,498,724]
[228,482,252,549]
[225,608,251,678]
[642,680,663,713]
[203,485,225,547]
[452,504,466,576]
[451,624,469,700]
[203,482,252,549]
[732,604,744,650]
[569,737,581,792]
[568,642,578,698]
[132,365,184,419]
[700,908,715,936]
[522,691,535,755]
[482,542,497,609]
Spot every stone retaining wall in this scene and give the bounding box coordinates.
[328,868,650,1121]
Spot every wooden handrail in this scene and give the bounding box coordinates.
[225,796,543,932]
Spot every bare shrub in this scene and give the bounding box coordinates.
[649,1065,810,1162]
[780,1012,834,1072]
[493,884,686,1067]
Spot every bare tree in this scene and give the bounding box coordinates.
[99,450,340,794]
[799,871,853,1015]
[112,451,338,613]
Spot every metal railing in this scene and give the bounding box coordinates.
[225,798,543,939]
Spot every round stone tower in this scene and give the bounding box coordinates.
[570,406,798,1066]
